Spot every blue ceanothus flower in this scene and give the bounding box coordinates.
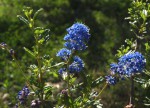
[106,51,146,85]
[64,23,91,51]
[56,48,71,61]
[69,56,84,73]
[58,68,67,74]
[117,52,146,76]
[57,23,90,75]
[105,75,117,85]
[17,86,30,104]
[110,63,118,75]
[58,57,84,73]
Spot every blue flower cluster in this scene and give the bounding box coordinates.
[17,86,30,104]
[105,75,117,85]
[69,56,84,73]
[56,48,71,61]
[57,23,90,74]
[106,52,146,85]
[0,42,7,48]
[64,23,90,51]
[58,68,67,74]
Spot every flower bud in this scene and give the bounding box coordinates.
[9,49,15,55]
[31,100,41,108]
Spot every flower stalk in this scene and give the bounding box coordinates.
[130,76,134,106]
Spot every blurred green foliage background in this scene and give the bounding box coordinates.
[0,0,149,108]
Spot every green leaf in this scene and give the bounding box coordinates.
[69,77,77,84]
[38,38,45,44]
[51,62,65,67]
[29,64,40,75]
[3,80,9,88]
[75,96,82,103]
[44,86,53,99]
[125,39,133,45]
[92,76,104,87]
[23,7,33,19]
[17,15,29,25]
[34,27,45,34]
[29,19,34,28]
[140,10,147,21]
[145,43,150,51]
[52,72,59,78]
[33,8,44,20]
[24,47,35,57]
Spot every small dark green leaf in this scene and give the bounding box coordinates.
[17,15,29,25]
[92,76,104,87]
[34,27,45,34]
[33,8,44,20]
[24,47,35,57]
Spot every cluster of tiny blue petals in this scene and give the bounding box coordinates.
[105,75,117,85]
[56,48,71,61]
[57,23,90,75]
[64,23,90,51]
[64,40,87,51]
[18,86,30,104]
[110,63,118,74]
[69,56,84,73]
[106,52,146,85]
[66,23,90,41]
[117,52,146,77]
[0,42,7,47]
[58,68,67,74]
